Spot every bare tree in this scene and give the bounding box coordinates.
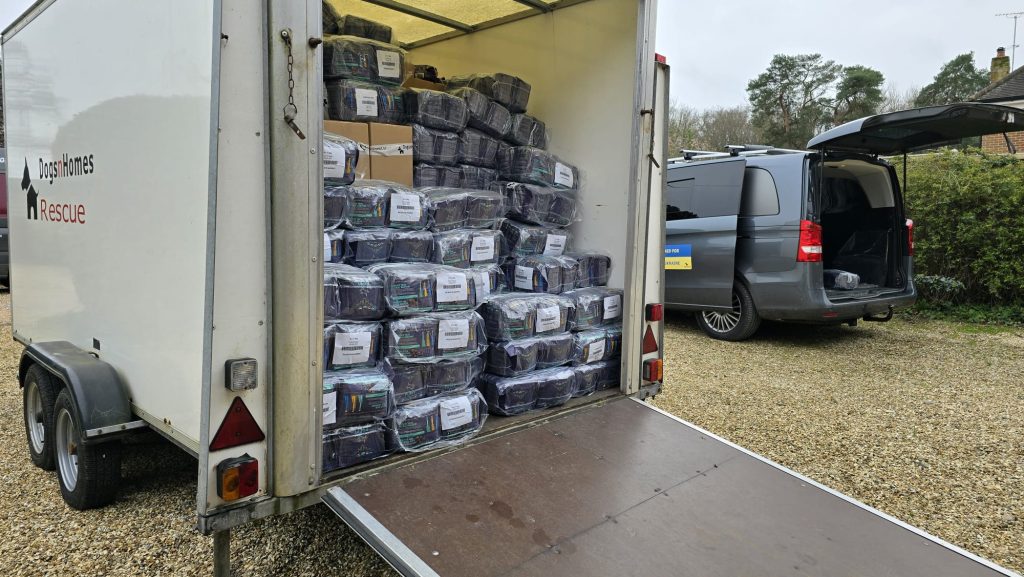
[880,84,920,113]
[668,101,701,155]
[699,106,762,150]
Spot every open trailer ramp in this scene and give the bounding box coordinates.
[325,396,1016,577]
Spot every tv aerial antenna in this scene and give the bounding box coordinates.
[997,11,1024,69]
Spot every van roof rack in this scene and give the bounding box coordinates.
[668,144,805,164]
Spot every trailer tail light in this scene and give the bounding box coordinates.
[645,303,664,322]
[655,53,667,64]
[225,358,258,391]
[216,454,258,501]
[797,220,823,262]
[643,359,663,382]
[210,397,265,451]
[906,219,914,256]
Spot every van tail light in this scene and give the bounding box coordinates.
[210,397,265,451]
[216,454,258,501]
[906,219,914,256]
[646,303,663,322]
[643,359,664,382]
[797,220,823,262]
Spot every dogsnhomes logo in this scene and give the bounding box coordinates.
[22,153,94,225]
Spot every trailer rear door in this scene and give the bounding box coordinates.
[323,396,1015,577]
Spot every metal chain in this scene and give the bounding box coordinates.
[281,29,306,140]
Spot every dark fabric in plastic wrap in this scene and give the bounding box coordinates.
[448,87,513,138]
[426,357,484,396]
[326,80,410,124]
[322,368,395,426]
[367,263,435,316]
[324,229,345,263]
[324,185,348,230]
[534,367,576,408]
[465,189,505,228]
[322,1,342,35]
[423,188,469,232]
[507,114,547,148]
[468,264,505,303]
[595,359,621,390]
[432,231,472,268]
[500,146,579,190]
[448,73,531,113]
[564,287,623,329]
[437,389,487,441]
[572,329,609,365]
[412,124,459,166]
[535,332,574,369]
[324,133,361,186]
[459,165,498,190]
[343,229,392,266]
[385,400,439,451]
[339,181,391,229]
[467,229,504,266]
[385,311,485,362]
[336,15,393,44]
[323,321,382,370]
[508,255,577,294]
[383,359,428,405]
[415,164,462,189]
[571,364,601,397]
[499,219,547,257]
[386,187,429,229]
[486,339,539,377]
[322,423,388,472]
[458,129,500,168]
[389,230,434,263]
[478,373,537,416]
[478,293,573,341]
[323,35,405,85]
[409,89,469,132]
[567,252,611,287]
[324,263,385,322]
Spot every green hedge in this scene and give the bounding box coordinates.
[894,149,1024,305]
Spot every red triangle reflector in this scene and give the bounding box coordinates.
[210,397,265,451]
[642,326,659,354]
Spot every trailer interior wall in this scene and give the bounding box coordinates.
[2,0,219,453]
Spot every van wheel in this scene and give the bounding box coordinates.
[24,365,59,470]
[697,283,761,341]
[53,388,122,510]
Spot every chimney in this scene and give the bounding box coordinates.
[992,46,1011,82]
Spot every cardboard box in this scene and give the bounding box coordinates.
[402,77,447,91]
[368,123,413,186]
[324,120,370,180]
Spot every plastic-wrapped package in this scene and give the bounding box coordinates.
[459,165,498,190]
[468,229,503,266]
[325,264,385,322]
[324,322,382,370]
[389,230,434,263]
[604,326,623,359]
[433,266,475,311]
[458,129,500,168]
[323,35,405,85]
[509,255,563,294]
[322,1,342,35]
[388,389,486,451]
[479,293,573,340]
[500,219,547,257]
[367,263,434,316]
[325,80,409,123]
[500,146,579,190]
[437,389,487,441]
[568,252,612,287]
[552,255,580,292]
[547,191,578,227]
[385,310,486,362]
[408,89,469,132]
[448,73,531,113]
[572,329,609,365]
[507,114,547,148]
[595,360,620,390]
[386,187,429,229]
[322,368,394,426]
[465,189,505,228]
[571,364,601,398]
[449,87,513,138]
[432,230,472,268]
[478,372,537,416]
[324,185,348,230]
[383,359,428,405]
[414,164,461,188]
[412,124,459,166]
[468,264,505,302]
[423,188,468,232]
[496,141,513,176]
[486,339,539,377]
[335,14,393,44]
[324,229,345,263]
[426,357,484,396]
[535,332,574,369]
[385,400,440,452]
[563,287,621,330]
[324,133,361,185]
[534,367,576,409]
[341,181,389,229]
[496,181,553,225]
[343,229,392,266]
[824,269,860,290]
[322,423,388,473]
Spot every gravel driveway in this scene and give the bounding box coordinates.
[0,293,1020,575]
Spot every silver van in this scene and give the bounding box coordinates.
[664,103,1024,340]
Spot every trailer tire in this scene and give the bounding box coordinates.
[23,365,59,470]
[53,388,122,510]
[696,282,761,341]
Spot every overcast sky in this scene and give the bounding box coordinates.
[2,0,1019,110]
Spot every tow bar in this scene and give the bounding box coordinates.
[863,305,894,322]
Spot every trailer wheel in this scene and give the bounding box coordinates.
[53,388,122,510]
[696,282,761,341]
[23,365,59,470]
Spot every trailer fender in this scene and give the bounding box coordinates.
[19,342,134,442]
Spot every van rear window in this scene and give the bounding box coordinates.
[739,168,780,217]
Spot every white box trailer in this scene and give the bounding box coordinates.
[1,1,1018,576]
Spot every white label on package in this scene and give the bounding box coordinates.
[603,295,622,320]
[355,88,378,117]
[439,396,473,430]
[586,339,606,363]
[436,272,468,303]
[389,192,422,222]
[438,318,470,350]
[322,391,337,426]
[543,234,567,256]
[470,235,495,262]
[333,332,372,365]
[472,270,491,298]
[376,50,401,79]
[535,305,561,333]
[554,162,574,188]
[323,141,347,179]
[515,265,534,290]
[323,234,332,261]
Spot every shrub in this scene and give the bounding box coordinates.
[914,274,965,304]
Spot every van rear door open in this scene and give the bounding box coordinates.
[324,396,1013,577]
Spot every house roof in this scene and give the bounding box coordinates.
[975,66,1024,102]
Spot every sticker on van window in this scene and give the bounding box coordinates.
[664,244,692,270]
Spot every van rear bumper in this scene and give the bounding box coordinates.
[763,286,917,323]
